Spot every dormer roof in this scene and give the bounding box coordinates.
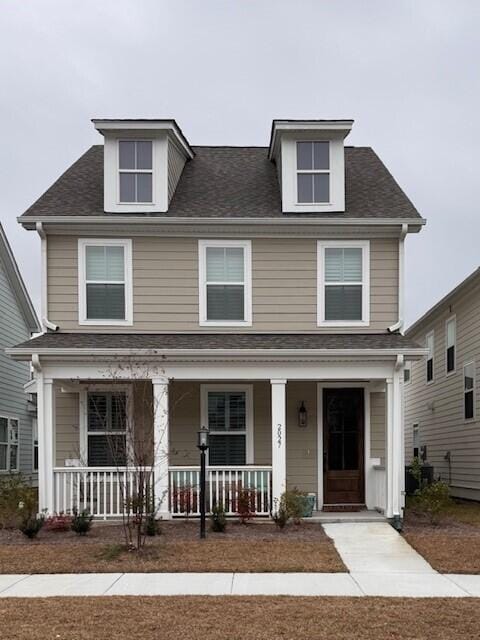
[268,119,354,159]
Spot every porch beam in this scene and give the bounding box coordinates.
[271,379,287,510]
[152,377,170,519]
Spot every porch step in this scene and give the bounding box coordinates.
[322,504,365,513]
[308,510,386,524]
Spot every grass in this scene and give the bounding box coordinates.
[403,499,480,574]
[0,596,479,639]
[0,521,346,574]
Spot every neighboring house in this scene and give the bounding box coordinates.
[7,118,426,525]
[404,268,480,502]
[0,223,40,481]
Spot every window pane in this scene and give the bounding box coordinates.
[465,390,474,420]
[427,359,433,382]
[447,320,456,347]
[136,141,152,170]
[313,173,329,202]
[86,283,125,320]
[464,364,475,390]
[9,419,18,443]
[426,334,434,356]
[228,393,246,430]
[0,417,7,443]
[313,141,329,170]
[136,173,152,202]
[119,173,136,202]
[88,394,108,431]
[88,434,126,466]
[206,247,225,281]
[105,246,124,281]
[119,141,135,170]
[206,247,244,283]
[111,393,127,430]
[206,284,244,321]
[9,445,18,470]
[86,246,107,281]
[225,248,244,282]
[297,142,313,170]
[297,174,313,203]
[208,393,226,431]
[325,248,362,283]
[0,444,6,470]
[404,368,411,383]
[209,435,246,465]
[447,346,455,373]
[208,391,246,432]
[325,285,362,321]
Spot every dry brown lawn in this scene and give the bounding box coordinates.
[1,596,479,640]
[403,499,480,573]
[0,521,345,574]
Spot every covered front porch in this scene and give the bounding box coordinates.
[30,356,407,523]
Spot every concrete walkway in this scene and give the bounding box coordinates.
[0,571,479,598]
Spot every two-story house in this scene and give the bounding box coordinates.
[8,118,426,525]
[404,268,480,502]
[0,223,40,481]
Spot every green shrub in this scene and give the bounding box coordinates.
[71,509,94,536]
[415,481,452,524]
[0,474,37,529]
[210,504,227,532]
[282,488,309,524]
[19,514,45,539]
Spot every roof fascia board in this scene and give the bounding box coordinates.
[92,119,194,159]
[269,119,354,159]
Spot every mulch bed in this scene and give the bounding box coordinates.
[1,597,479,640]
[0,520,346,574]
[403,503,480,574]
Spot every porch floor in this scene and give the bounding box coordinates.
[308,510,386,524]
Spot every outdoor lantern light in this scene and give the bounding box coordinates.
[197,425,209,451]
[197,426,209,539]
[298,401,308,428]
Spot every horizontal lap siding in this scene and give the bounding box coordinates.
[370,392,386,464]
[0,263,34,477]
[404,280,480,498]
[47,235,398,332]
[286,382,317,495]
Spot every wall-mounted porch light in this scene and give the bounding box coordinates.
[298,401,308,428]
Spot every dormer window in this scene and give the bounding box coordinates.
[118,140,153,203]
[296,141,330,204]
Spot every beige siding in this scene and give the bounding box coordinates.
[404,279,480,500]
[370,391,386,464]
[286,382,317,494]
[55,389,79,466]
[48,235,398,333]
[168,140,186,203]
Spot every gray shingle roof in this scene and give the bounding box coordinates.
[21,145,421,220]
[11,332,423,352]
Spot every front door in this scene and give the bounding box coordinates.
[323,388,364,505]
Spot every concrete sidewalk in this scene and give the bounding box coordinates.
[0,571,479,598]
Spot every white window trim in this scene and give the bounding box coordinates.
[445,315,456,377]
[78,238,133,326]
[426,330,434,385]
[317,240,370,327]
[463,361,476,423]
[117,139,154,205]
[198,239,252,327]
[79,385,134,467]
[0,414,19,473]
[200,384,254,465]
[295,141,331,206]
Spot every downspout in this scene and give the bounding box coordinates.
[388,224,408,334]
[32,353,42,373]
[36,222,59,332]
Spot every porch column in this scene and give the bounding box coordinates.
[152,377,170,519]
[386,377,394,519]
[271,379,287,509]
[386,371,403,521]
[37,374,55,514]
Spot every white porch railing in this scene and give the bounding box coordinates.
[53,467,153,520]
[169,466,272,516]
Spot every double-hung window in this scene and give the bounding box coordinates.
[202,386,253,466]
[79,239,132,325]
[86,392,128,466]
[296,141,330,203]
[32,417,38,472]
[199,240,252,326]
[464,362,475,421]
[446,317,456,375]
[0,416,19,472]
[426,331,434,383]
[317,241,370,325]
[118,140,153,203]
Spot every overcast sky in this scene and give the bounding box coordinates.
[1,0,479,327]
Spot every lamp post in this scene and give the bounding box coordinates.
[197,426,209,539]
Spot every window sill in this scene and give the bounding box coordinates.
[317,320,370,328]
[199,320,253,328]
[79,319,133,326]
[446,369,456,377]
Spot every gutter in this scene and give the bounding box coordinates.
[36,222,59,333]
[388,223,408,334]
